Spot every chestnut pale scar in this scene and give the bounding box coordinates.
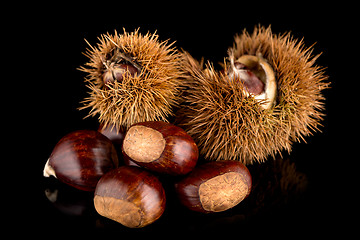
[94,195,143,228]
[198,172,248,212]
[123,125,166,163]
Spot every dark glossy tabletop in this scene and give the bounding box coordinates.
[16,11,353,237]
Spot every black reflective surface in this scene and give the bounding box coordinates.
[16,8,354,237]
[41,155,310,231]
[36,150,343,236]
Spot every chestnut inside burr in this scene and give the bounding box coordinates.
[102,63,139,85]
[102,50,141,86]
[199,172,249,212]
[122,125,166,163]
[232,62,265,95]
[228,54,277,109]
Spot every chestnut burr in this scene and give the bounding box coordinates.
[175,161,252,213]
[43,130,118,191]
[94,166,166,228]
[122,121,198,175]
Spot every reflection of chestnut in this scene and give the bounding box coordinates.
[122,121,198,175]
[43,130,119,191]
[94,166,166,228]
[175,161,252,213]
[44,179,94,216]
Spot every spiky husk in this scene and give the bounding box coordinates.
[79,29,183,130]
[177,26,329,164]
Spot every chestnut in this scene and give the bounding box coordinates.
[43,130,118,191]
[122,121,198,175]
[98,124,125,146]
[175,161,252,213]
[102,61,140,86]
[94,166,166,228]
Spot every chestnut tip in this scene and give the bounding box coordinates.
[43,158,56,178]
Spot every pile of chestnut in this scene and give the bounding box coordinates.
[43,121,252,228]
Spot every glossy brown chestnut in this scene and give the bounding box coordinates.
[98,124,127,164]
[94,166,166,228]
[122,121,198,175]
[98,124,125,146]
[43,130,118,191]
[175,161,252,213]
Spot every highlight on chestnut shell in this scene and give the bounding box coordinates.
[122,121,199,175]
[94,166,166,228]
[43,130,119,191]
[175,161,252,213]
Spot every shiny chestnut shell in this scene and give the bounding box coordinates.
[122,121,198,175]
[98,124,125,146]
[94,166,166,228]
[175,161,252,213]
[44,130,118,191]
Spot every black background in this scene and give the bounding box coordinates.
[10,4,356,238]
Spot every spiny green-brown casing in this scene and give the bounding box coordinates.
[80,29,183,130]
[177,26,329,165]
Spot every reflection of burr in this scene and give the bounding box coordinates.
[278,158,308,197]
[248,155,308,212]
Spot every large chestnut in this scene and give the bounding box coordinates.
[175,161,252,213]
[43,130,118,191]
[122,121,198,175]
[94,166,166,228]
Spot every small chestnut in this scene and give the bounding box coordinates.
[43,130,118,191]
[102,61,139,86]
[175,161,252,213]
[98,124,126,162]
[228,54,277,109]
[94,166,166,228]
[122,121,198,175]
[98,124,125,147]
